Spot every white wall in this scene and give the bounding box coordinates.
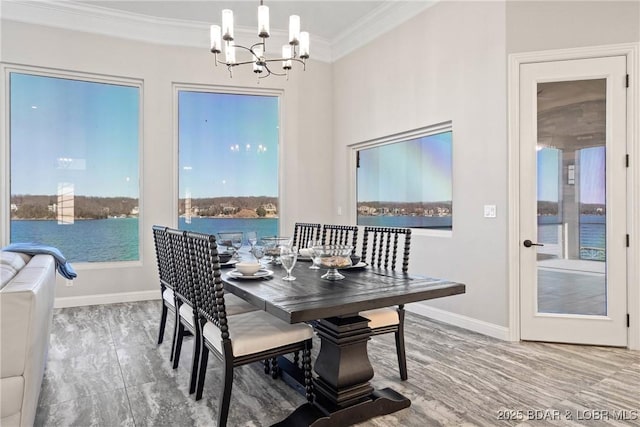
[333,1,509,331]
[332,0,639,336]
[506,1,640,54]
[0,20,334,305]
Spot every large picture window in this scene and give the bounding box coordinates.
[356,124,453,230]
[177,89,280,239]
[8,71,141,263]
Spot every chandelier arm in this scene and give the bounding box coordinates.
[263,58,306,66]
[233,44,258,54]
[262,62,287,77]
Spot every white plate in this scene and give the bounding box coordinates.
[220,259,239,268]
[226,269,273,280]
[340,261,367,270]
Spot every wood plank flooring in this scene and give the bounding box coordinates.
[35,301,639,426]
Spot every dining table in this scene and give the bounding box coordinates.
[222,255,466,426]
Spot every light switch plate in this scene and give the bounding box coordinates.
[484,205,497,218]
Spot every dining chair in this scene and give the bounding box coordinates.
[188,231,314,426]
[321,224,359,251]
[359,226,412,381]
[166,227,202,394]
[152,225,177,361]
[292,222,321,248]
[167,228,258,395]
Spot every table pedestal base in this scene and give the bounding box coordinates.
[273,388,410,427]
[273,315,411,426]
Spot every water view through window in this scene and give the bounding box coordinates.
[357,130,453,230]
[177,90,279,239]
[9,72,140,262]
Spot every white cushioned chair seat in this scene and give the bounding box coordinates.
[162,288,175,307]
[202,311,313,357]
[179,304,195,327]
[361,308,399,329]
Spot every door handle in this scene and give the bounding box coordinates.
[523,239,544,248]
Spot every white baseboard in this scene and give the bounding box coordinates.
[406,303,511,341]
[54,290,160,308]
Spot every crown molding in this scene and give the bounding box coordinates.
[1,0,435,63]
[330,0,437,61]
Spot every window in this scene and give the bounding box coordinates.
[8,71,141,263]
[177,88,280,240]
[356,124,453,230]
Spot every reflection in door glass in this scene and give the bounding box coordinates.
[536,79,606,316]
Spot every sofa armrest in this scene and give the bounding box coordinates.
[0,254,56,426]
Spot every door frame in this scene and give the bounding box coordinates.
[507,43,640,350]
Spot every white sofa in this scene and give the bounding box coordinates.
[0,251,56,427]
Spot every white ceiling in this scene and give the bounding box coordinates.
[2,0,437,61]
[77,1,388,42]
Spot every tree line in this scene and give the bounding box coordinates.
[11,195,138,219]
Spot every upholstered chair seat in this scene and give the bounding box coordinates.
[162,288,175,306]
[202,311,313,357]
[360,307,399,329]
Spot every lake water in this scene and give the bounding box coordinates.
[10,217,279,263]
[538,214,605,260]
[357,215,452,229]
[9,214,605,263]
[10,218,140,262]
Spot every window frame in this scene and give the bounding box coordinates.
[1,64,144,268]
[172,83,284,235]
[349,121,453,238]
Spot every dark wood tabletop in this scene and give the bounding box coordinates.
[221,258,466,426]
[222,261,465,324]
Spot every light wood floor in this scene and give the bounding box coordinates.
[35,301,639,426]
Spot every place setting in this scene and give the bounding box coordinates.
[225,260,274,280]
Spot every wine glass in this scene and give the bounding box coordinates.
[280,246,298,281]
[306,239,322,270]
[231,233,243,259]
[247,231,258,249]
[251,244,265,265]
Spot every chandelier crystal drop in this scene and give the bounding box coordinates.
[209,0,310,79]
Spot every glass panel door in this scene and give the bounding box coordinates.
[536,79,607,316]
[519,55,627,346]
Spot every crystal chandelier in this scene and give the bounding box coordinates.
[209,0,310,79]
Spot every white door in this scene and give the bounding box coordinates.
[519,56,628,346]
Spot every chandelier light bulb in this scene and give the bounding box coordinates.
[289,15,300,45]
[258,5,270,38]
[253,44,265,65]
[225,42,236,65]
[299,31,310,59]
[210,25,222,53]
[282,45,292,70]
[222,9,234,41]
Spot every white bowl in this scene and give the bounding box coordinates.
[299,248,314,257]
[235,262,261,276]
